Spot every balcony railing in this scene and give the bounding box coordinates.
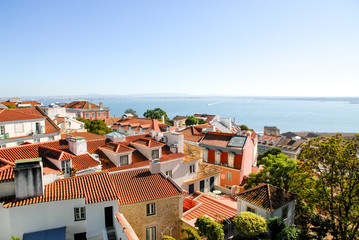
[0,133,9,140]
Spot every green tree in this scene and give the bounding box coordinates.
[5,104,16,109]
[277,227,301,240]
[162,236,176,240]
[258,147,282,162]
[77,117,112,135]
[185,116,199,126]
[143,108,171,125]
[124,108,138,118]
[198,118,207,124]
[240,125,250,131]
[290,134,359,240]
[268,217,286,240]
[181,227,201,240]
[246,153,297,190]
[11,237,20,240]
[233,212,267,238]
[195,216,224,240]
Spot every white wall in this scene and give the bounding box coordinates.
[0,181,15,198]
[271,201,295,226]
[237,199,271,220]
[100,148,133,167]
[2,119,45,138]
[131,144,162,160]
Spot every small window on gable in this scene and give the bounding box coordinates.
[152,149,159,159]
[226,172,232,180]
[120,155,129,166]
[189,164,196,174]
[146,226,156,240]
[74,207,86,221]
[166,170,172,178]
[61,159,71,174]
[282,205,288,220]
[246,206,256,213]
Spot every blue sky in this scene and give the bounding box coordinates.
[1,0,358,97]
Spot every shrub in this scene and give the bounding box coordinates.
[233,212,267,238]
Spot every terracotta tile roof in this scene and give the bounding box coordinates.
[105,117,122,126]
[184,143,203,162]
[173,115,187,121]
[0,157,15,167]
[64,101,101,109]
[1,101,41,107]
[258,135,282,146]
[201,131,236,147]
[131,137,165,148]
[3,171,118,208]
[39,146,74,161]
[276,137,303,151]
[72,154,100,171]
[193,114,216,123]
[183,194,237,222]
[160,152,186,161]
[61,132,106,141]
[110,169,183,205]
[185,163,222,184]
[0,109,44,122]
[0,165,14,183]
[179,124,214,142]
[237,183,296,211]
[100,142,136,153]
[113,117,170,133]
[107,160,151,172]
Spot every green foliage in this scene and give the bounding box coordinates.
[233,212,267,238]
[143,108,172,125]
[246,153,296,190]
[195,216,224,240]
[198,118,207,124]
[124,108,138,118]
[240,125,250,131]
[11,237,20,240]
[162,236,177,240]
[258,147,282,162]
[277,227,301,240]
[77,117,112,135]
[290,134,359,240]
[5,104,16,109]
[185,116,199,126]
[268,217,286,240]
[181,227,201,240]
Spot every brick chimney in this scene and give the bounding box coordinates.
[14,158,44,199]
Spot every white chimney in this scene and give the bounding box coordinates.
[14,158,44,199]
[68,136,87,155]
[163,132,184,153]
[99,102,103,109]
[150,159,161,174]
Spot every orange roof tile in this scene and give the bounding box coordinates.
[100,142,136,153]
[131,137,165,148]
[183,194,237,222]
[0,165,14,183]
[2,172,118,208]
[110,169,183,205]
[113,117,170,133]
[0,109,44,122]
[237,183,296,211]
[61,132,106,141]
[64,101,101,109]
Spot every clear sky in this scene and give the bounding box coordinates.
[1,0,358,97]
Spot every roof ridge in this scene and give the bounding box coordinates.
[267,184,273,211]
[200,194,237,211]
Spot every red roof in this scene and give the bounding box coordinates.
[131,137,165,148]
[112,117,170,133]
[61,132,106,141]
[64,101,101,109]
[110,169,183,205]
[0,109,44,122]
[1,101,41,107]
[100,142,136,153]
[193,114,216,122]
[259,135,282,146]
[0,165,14,183]
[2,172,119,208]
[183,194,237,222]
[179,124,213,142]
[201,131,236,147]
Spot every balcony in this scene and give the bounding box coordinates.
[0,133,9,140]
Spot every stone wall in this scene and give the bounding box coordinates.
[119,195,182,239]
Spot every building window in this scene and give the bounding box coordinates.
[97,112,101,118]
[120,155,129,166]
[0,126,5,135]
[74,207,86,221]
[282,205,288,220]
[85,113,89,118]
[166,170,172,178]
[226,172,232,180]
[152,149,159,159]
[246,206,256,213]
[0,144,6,148]
[189,164,195,174]
[91,113,95,118]
[225,185,232,190]
[49,136,55,141]
[103,112,107,117]
[146,203,156,216]
[14,123,24,133]
[34,139,40,143]
[146,226,156,240]
[215,150,221,164]
[61,159,71,174]
[228,153,234,168]
[203,149,208,162]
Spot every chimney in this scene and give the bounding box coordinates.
[150,159,161,174]
[163,132,184,153]
[99,102,103,110]
[88,102,92,109]
[68,136,87,155]
[161,115,165,123]
[14,158,44,199]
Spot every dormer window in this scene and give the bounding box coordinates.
[152,149,159,159]
[215,150,221,164]
[61,159,71,174]
[120,155,129,166]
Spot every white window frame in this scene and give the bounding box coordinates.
[0,126,5,135]
[189,164,195,174]
[152,149,159,159]
[103,112,107,117]
[97,112,101,118]
[146,203,156,216]
[74,207,86,221]
[61,159,71,174]
[91,113,95,118]
[203,149,208,162]
[146,226,156,240]
[120,155,129,166]
[226,172,232,180]
[215,150,221,164]
[228,153,234,168]
[165,170,172,178]
[85,113,89,118]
